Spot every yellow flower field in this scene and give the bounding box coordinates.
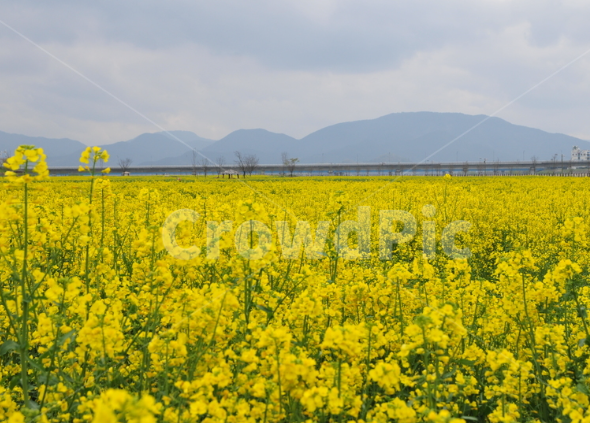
[1,146,590,422]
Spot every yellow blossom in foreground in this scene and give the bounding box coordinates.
[1,146,590,422]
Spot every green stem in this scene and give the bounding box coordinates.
[396,277,405,336]
[84,155,98,294]
[20,179,30,406]
[274,339,284,419]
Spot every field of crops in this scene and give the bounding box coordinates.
[2,146,590,423]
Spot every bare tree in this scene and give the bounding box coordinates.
[118,158,132,174]
[215,156,225,177]
[191,150,198,176]
[462,162,469,176]
[235,151,259,177]
[281,152,299,177]
[530,156,538,175]
[245,154,259,176]
[199,155,210,177]
[235,151,246,177]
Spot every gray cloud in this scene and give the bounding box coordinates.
[4,0,585,71]
[0,1,590,144]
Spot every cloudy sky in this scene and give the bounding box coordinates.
[1,0,590,145]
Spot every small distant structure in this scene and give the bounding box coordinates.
[220,169,240,179]
[122,171,130,176]
[572,146,590,161]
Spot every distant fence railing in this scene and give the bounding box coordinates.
[47,160,590,177]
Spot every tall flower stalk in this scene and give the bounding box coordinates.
[1,145,48,407]
[78,146,110,292]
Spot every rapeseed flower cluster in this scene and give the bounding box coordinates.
[78,146,110,174]
[2,145,48,183]
[1,145,590,422]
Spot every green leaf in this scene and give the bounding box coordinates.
[0,340,19,355]
[579,338,587,347]
[26,400,40,410]
[9,374,20,389]
[577,383,590,395]
[254,303,272,313]
[27,357,45,372]
[57,330,76,347]
[37,373,59,387]
[455,359,476,367]
[254,304,273,318]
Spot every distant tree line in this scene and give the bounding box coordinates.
[118,157,132,174]
[234,151,259,177]
[281,152,299,177]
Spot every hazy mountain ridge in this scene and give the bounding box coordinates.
[289,113,589,164]
[0,130,214,167]
[0,131,87,164]
[2,112,589,167]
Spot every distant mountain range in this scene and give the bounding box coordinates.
[1,112,589,167]
[0,130,213,167]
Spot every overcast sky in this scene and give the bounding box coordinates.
[1,0,590,145]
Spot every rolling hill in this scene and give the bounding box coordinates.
[1,130,213,167]
[2,112,589,167]
[148,112,590,165]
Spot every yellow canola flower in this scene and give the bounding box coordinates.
[3,145,48,182]
[78,147,109,173]
[6,411,25,423]
[87,389,160,423]
[80,146,91,164]
[2,159,590,423]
